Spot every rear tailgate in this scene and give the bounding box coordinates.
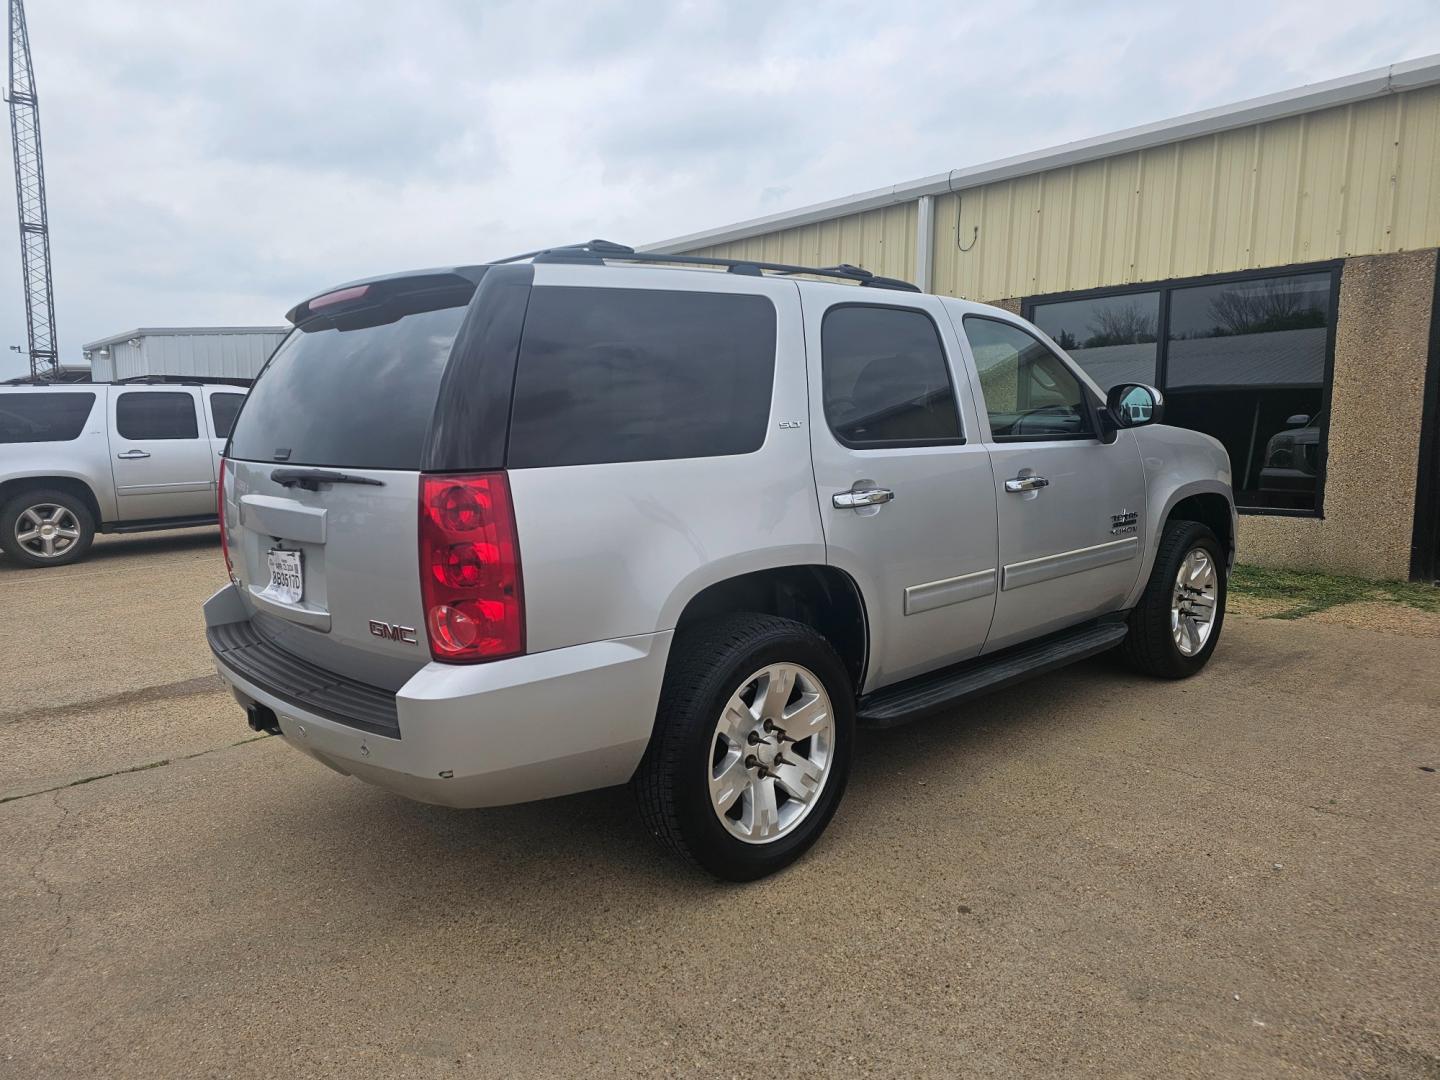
[223,460,427,689]
[220,272,481,691]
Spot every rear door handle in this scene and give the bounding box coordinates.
[833,487,894,509]
[116,449,151,460]
[1004,475,1049,493]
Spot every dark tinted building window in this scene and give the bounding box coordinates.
[1031,291,1160,390]
[1166,273,1330,388]
[962,317,1093,440]
[1165,272,1332,511]
[209,393,245,439]
[228,302,467,468]
[1027,267,1337,514]
[0,392,96,444]
[820,305,961,448]
[115,392,199,440]
[507,287,777,468]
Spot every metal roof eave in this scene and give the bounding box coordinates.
[641,53,1440,256]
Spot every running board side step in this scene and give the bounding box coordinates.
[102,514,218,534]
[857,619,1129,728]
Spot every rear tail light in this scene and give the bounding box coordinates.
[217,457,236,585]
[419,472,524,662]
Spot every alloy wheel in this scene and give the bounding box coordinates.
[13,503,81,560]
[708,662,835,844]
[1171,546,1219,657]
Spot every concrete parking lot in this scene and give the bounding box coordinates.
[2,533,1438,1079]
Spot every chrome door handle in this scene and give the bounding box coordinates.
[1004,475,1049,493]
[833,487,894,509]
[116,449,151,460]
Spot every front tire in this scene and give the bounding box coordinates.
[1121,519,1226,678]
[0,489,95,568]
[634,614,854,881]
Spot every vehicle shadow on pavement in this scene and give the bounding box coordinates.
[191,657,1140,925]
[0,528,220,574]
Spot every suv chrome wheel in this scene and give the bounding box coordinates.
[1171,547,1218,657]
[708,662,835,844]
[13,503,82,560]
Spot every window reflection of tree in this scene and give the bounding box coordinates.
[1183,282,1327,339]
[1084,302,1156,346]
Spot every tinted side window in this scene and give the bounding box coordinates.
[116,391,199,440]
[820,305,962,448]
[962,317,1094,441]
[507,287,777,468]
[209,393,245,439]
[0,392,96,444]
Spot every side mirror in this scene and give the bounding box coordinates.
[1284,413,1310,428]
[1106,383,1164,429]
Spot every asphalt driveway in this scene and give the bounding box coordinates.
[2,532,1438,1078]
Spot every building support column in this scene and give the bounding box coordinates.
[915,195,934,293]
[1239,248,1438,579]
[1411,253,1440,581]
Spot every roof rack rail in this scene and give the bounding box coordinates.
[114,374,208,386]
[492,239,921,292]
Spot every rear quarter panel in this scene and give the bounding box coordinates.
[509,266,825,653]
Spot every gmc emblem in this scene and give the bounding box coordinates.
[368,620,418,645]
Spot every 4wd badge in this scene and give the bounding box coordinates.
[1110,509,1139,536]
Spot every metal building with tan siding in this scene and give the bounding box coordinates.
[646,55,1440,582]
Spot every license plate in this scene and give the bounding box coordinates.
[260,548,304,605]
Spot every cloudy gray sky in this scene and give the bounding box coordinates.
[3,0,1439,379]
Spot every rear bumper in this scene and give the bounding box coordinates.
[203,584,672,808]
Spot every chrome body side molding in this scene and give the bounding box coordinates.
[903,568,998,616]
[1002,536,1139,592]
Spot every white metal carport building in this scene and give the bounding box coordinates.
[82,327,288,384]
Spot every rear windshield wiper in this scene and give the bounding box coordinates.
[270,468,384,491]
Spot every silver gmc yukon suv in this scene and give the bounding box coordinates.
[206,240,1234,880]
[1,380,246,567]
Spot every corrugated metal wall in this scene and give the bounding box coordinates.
[136,332,286,380]
[90,331,287,382]
[677,84,1440,300]
[87,339,144,383]
[690,200,918,283]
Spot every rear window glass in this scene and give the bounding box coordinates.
[0,392,95,444]
[208,392,245,439]
[227,304,468,469]
[507,287,777,468]
[116,391,199,440]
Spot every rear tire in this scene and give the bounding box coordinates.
[1121,519,1226,678]
[0,489,95,568]
[633,614,854,881]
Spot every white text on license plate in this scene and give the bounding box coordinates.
[261,548,304,604]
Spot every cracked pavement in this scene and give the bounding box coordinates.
[2,530,1439,1078]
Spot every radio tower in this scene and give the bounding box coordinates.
[6,0,58,379]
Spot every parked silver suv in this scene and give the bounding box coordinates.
[1,380,246,567]
[205,241,1234,880]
